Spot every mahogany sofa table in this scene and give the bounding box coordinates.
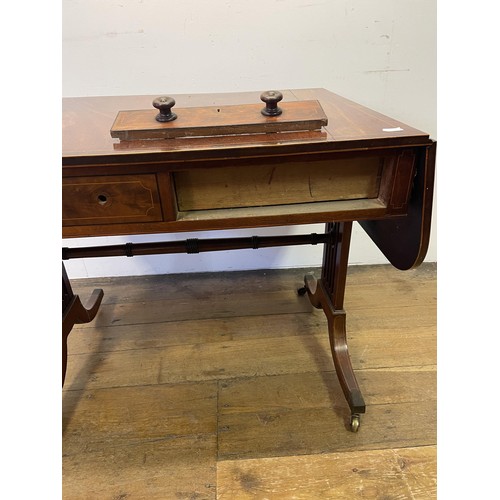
[62,88,436,432]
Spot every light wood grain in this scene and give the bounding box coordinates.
[66,305,434,356]
[86,289,313,328]
[63,435,217,500]
[63,264,436,499]
[64,321,435,391]
[217,400,436,460]
[174,157,382,211]
[68,263,435,305]
[64,383,216,452]
[217,445,436,499]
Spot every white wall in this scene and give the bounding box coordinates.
[62,0,436,278]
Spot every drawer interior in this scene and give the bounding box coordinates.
[174,157,383,211]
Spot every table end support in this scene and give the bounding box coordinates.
[62,263,104,386]
[299,222,366,432]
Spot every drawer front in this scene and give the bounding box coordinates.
[62,174,163,226]
[174,157,383,211]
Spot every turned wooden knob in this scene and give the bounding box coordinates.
[152,96,177,122]
[260,90,283,117]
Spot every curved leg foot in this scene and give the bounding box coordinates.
[300,273,323,309]
[62,289,104,386]
[328,310,366,416]
[301,274,366,427]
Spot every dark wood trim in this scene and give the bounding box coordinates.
[359,141,436,270]
[156,172,178,222]
[62,232,331,260]
[62,263,104,386]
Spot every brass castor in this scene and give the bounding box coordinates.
[350,414,361,433]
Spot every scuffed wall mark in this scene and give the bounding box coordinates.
[105,29,145,38]
[299,2,327,7]
[364,68,410,73]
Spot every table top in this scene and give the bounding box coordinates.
[63,88,431,166]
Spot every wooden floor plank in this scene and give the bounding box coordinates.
[62,264,437,499]
[83,289,314,328]
[68,312,326,355]
[64,322,435,391]
[63,383,218,499]
[217,400,436,460]
[72,279,435,329]
[69,264,435,322]
[217,445,436,499]
[218,369,436,415]
[68,263,436,306]
[63,382,217,455]
[68,300,435,356]
[63,435,217,500]
[68,267,318,305]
